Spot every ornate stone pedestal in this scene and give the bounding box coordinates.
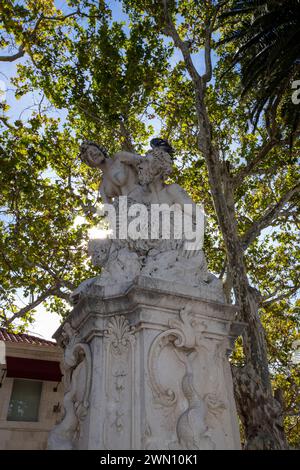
[48,276,244,450]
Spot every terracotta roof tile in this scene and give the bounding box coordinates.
[0,328,57,347]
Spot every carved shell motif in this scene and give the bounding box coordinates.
[104,315,135,356]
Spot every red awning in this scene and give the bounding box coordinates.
[6,356,62,382]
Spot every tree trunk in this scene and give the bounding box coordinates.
[154,2,288,448]
[194,94,288,449]
[232,360,287,449]
[203,146,288,449]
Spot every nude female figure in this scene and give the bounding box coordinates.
[79,141,143,203]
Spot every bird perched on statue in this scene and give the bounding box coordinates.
[150,138,175,157]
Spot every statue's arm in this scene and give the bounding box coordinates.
[168,184,206,255]
[114,150,143,166]
[167,184,198,214]
[99,184,111,204]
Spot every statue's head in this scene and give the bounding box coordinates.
[79,141,108,168]
[150,138,175,157]
[88,238,111,266]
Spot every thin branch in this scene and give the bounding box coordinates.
[18,103,38,120]
[0,9,79,64]
[161,0,203,90]
[4,286,58,326]
[39,10,80,23]
[0,116,15,130]
[262,285,300,307]
[241,183,300,248]
[202,1,219,84]
[31,260,75,291]
[232,139,277,188]
[232,133,300,189]
[7,243,75,292]
[0,45,25,62]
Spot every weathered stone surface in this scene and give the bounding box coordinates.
[48,276,243,450]
[48,140,243,450]
[71,140,206,299]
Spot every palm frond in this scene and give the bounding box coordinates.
[218,0,300,135]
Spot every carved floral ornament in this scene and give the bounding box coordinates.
[103,315,136,448]
[104,315,136,356]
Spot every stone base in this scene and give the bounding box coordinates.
[48,276,244,450]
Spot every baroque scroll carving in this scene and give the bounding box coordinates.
[47,323,92,450]
[148,306,226,450]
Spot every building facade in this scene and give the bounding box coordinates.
[0,328,63,450]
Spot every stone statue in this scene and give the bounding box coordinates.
[71,138,223,303]
[118,145,205,251]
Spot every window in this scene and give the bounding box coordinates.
[7,379,42,422]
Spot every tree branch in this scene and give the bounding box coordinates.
[232,139,277,188]
[0,9,79,64]
[232,133,300,189]
[160,0,217,161]
[202,29,212,84]
[262,284,299,307]
[0,45,25,62]
[3,282,73,327]
[242,183,300,248]
[119,118,135,152]
[161,1,203,90]
[202,1,219,84]
[4,286,58,326]
[39,10,80,22]
[0,116,15,130]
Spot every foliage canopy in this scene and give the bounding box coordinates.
[0,0,299,447]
